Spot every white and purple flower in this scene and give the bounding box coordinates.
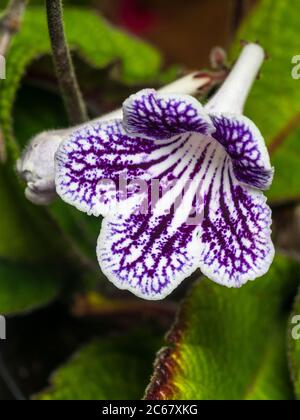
[55,44,275,300]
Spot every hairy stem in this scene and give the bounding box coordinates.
[45,0,88,125]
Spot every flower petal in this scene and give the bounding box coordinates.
[96,129,274,298]
[199,156,274,287]
[97,134,219,299]
[55,120,142,216]
[211,114,274,190]
[123,89,214,140]
[55,120,186,216]
[55,118,213,218]
[97,211,200,300]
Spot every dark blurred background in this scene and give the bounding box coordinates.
[98,0,256,67]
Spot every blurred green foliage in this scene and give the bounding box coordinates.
[36,328,162,400]
[234,0,300,202]
[0,6,162,159]
[0,260,61,315]
[146,256,299,400]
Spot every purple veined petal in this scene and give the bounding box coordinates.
[123,89,214,140]
[55,120,145,217]
[55,119,206,217]
[96,134,274,298]
[210,113,274,190]
[198,155,275,287]
[96,135,224,300]
[56,109,274,297]
[97,211,201,300]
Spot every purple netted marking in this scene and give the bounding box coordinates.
[124,89,213,140]
[97,140,215,299]
[211,114,274,190]
[56,120,195,216]
[98,209,199,299]
[55,89,275,299]
[199,158,273,286]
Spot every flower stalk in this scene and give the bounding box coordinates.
[45,0,88,125]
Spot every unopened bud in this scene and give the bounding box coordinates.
[16,130,67,205]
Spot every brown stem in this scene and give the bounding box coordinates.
[71,293,177,327]
[0,0,28,162]
[45,0,88,125]
[0,0,27,56]
[0,128,6,163]
[268,113,300,156]
[230,0,253,42]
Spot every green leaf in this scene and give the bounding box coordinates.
[0,259,61,315]
[145,255,299,400]
[36,328,162,400]
[288,286,300,399]
[0,91,69,314]
[48,200,101,267]
[0,6,162,159]
[0,165,52,263]
[234,0,300,202]
[13,84,68,148]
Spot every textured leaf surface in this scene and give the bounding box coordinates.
[235,0,300,202]
[0,260,61,315]
[37,329,162,400]
[0,6,162,158]
[145,255,299,400]
[288,287,300,399]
